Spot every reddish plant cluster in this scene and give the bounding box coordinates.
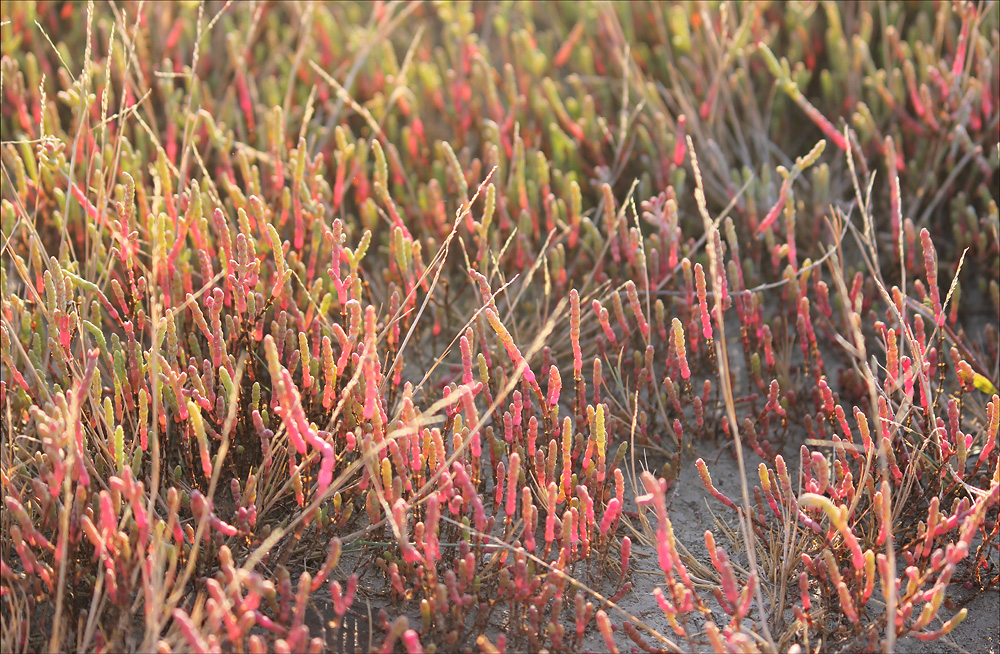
[1,2,997,653]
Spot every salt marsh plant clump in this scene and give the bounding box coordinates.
[1,2,998,653]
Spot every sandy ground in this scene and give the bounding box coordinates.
[591,435,1000,654]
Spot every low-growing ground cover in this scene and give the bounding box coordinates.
[1,1,998,652]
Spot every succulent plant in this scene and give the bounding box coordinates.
[1,2,997,653]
